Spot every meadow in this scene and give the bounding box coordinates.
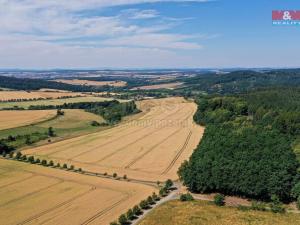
[138,200,300,225]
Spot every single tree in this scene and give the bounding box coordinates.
[118,214,127,225]
[152,192,160,201]
[147,196,154,205]
[123,174,127,180]
[214,194,225,206]
[9,152,14,158]
[48,127,55,137]
[28,156,35,163]
[15,152,22,160]
[126,209,134,221]
[139,200,148,210]
[133,205,142,216]
[35,158,41,164]
[165,179,173,190]
[41,159,47,166]
[56,163,61,168]
[70,165,75,170]
[63,163,68,169]
[113,173,117,178]
[49,160,54,166]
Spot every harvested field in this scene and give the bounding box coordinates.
[138,200,300,225]
[0,91,85,101]
[0,110,57,130]
[0,159,155,225]
[131,82,183,90]
[0,96,115,109]
[55,79,127,87]
[23,97,204,182]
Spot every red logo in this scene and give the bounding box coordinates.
[272,10,300,20]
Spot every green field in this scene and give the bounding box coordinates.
[138,200,300,225]
[0,96,115,109]
[0,109,107,149]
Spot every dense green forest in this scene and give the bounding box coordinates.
[179,87,300,202]
[177,69,300,95]
[0,76,118,92]
[26,100,139,124]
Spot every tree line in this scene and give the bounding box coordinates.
[179,87,300,202]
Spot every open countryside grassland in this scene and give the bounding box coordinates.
[138,200,300,225]
[0,91,85,101]
[0,110,57,130]
[131,82,184,90]
[0,96,114,109]
[23,97,204,182]
[0,159,155,225]
[55,79,127,87]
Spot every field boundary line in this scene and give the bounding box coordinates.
[161,131,192,175]
[16,187,96,225]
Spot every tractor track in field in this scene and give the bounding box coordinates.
[161,131,192,175]
[16,187,96,225]
[80,194,131,225]
[0,174,36,189]
[0,180,64,208]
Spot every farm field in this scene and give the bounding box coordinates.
[131,82,184,90]
[0,90,85,101]
[138,200,300,225]
[0,96,115,109]
[0,159,156,225]
[0,110,57,131]
[23,97,204,182]
[0,109,106,148]
[55,79,127,87]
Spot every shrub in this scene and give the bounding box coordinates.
[41,159,47,166]
[159,187,167,197]
[9,152,14,158]
[165,179,173,190]
[90,121,100,126]
[28,156,34,163]
[214,194,225,206]
[147,196,155,205]
[78,168,82,172]
[2,151,7,158]
[126,209,134,221]
[180,193,194,202]
[270,195,285,213]
[297,196,300,210]
[49,160,54,166]
[152,192,160,201]
[48,127,55,137]
[104,172,108,176]
[291,182,300,199]
[123,175,127,180]
[139,200,148,209]
[15,152,22,160]
[251,201,267,211]
[21,155,27,161]
[133,205,142,215]
[118,214,127,225]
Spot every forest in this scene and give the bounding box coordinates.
[179,87,300,202]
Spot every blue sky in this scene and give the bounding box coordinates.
[0,0,299,69]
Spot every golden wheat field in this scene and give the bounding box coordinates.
[131,82,183,90]
[55,79,127,87]
[0,91,85,101]
[0,159,156,225]
[23,97,204,182]
[0,110,57,130]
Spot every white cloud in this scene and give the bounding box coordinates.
[0,0,211,68]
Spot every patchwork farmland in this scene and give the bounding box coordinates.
[0,110,57,130]
[0,159,155,225]
[23,97,204,182]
